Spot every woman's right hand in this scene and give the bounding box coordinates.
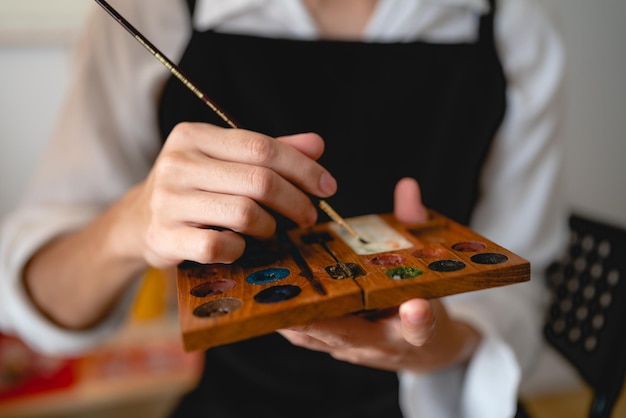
[23,123,336,329]
[127,122,337,269]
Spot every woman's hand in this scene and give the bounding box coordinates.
[126,123,337,269]
[278,177,481,374]
[24,124,337,330]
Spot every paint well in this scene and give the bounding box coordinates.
[193,298,242,318]
[369,254,406,266]
[452,241,486,252]
[470,253,508,265]
[386,266,423,280]
[428,259,466,272]
[254,284,301,303]
[325,263,365,280]
[190,279,236,297]
[246,268,290,285]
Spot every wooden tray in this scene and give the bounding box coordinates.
[177,210,530,351]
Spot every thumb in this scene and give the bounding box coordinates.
[398,299,436,347]
[394,177,428,223]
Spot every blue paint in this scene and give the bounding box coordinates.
[246,267,291,285]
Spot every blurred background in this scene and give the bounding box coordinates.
[1,0,625,417]
[1,0,625,227]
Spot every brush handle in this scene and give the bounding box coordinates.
[93,0,359,239]
[94,0,237,128]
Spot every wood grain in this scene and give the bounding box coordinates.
[177,210,530,351]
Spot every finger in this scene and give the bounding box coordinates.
[394,177,428,224]
[276,132,325,160]
[280,321,405,371]
[278,329,335,353]
[145,226,245,267]
[155,140,319,230]
[210,161,320,229]
[398,299,436,347]
[284,315,388,349]
[206,161,319,229]
[172,123,337,198]
[152,188,277,239]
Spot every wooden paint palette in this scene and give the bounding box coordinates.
[177,210,530,351]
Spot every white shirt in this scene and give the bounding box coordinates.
[0,0,567,417]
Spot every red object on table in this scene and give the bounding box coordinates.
[0,333,77,402]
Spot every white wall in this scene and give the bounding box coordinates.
[544,0,626,229]
[0,46,71,215]
[1,1,626,227]
[0,0,90,217]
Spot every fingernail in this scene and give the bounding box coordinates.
[319,172,337,196]
[405,311,426,325]
[402,305,430,325]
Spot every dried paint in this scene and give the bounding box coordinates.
[369,254,406,266]
[190,279,236,297]
[246,268,290,285]
[325,263,365,280]
[452,241,486,252]
[386,267,423,280]
[254,285,301,304]
[193,298,242,318]
[429,259,466,272]
[471,253,508,265]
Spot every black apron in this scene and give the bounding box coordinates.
[159,1,506,416]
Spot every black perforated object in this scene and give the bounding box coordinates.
[544,215,626,418]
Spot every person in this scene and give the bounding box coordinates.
[0,0,567,416]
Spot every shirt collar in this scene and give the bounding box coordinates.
[193,0,490,32]
[423,0,489,13]
[193,0,269,31]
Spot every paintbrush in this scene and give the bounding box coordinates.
[93,0,369,245]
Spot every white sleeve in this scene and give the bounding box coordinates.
[399,0,568,416]
[0,0,190,355]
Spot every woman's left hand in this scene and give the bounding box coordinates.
[278,178,481,374]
